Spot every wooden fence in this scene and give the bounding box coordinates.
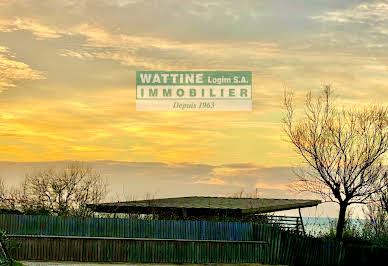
[0,214,387,265]
[8,235,268,264]
[265,215,304,233]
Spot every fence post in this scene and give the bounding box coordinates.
[298,208,306,235]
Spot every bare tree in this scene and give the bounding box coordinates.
[363,200,388,238]
[226,188,260,198]
[19,162,107,216]
[0,178,6,204]
[376,187,388,214]
[0,178,19,210]
[0,178,8,209]
[283,86,388,241]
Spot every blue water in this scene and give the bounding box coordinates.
[303,217,366,236]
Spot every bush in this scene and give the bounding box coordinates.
[317,207,388,248]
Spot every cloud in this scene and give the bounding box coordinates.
[0,46,45,91]
[0,17,66,39]
[0,160,318,209]
[221,162,257,169]
[58,23,279,70]
[0,0,386,169]
[193,163,294,191]
[311,2,388,24]
[0,160,354,217]
[308,1,388,62]
[0,160,288,196]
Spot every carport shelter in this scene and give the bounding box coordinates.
[88,196,320,223]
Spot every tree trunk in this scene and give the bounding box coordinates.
[336,203,347,241]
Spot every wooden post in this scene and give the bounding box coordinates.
[298,208,306,235]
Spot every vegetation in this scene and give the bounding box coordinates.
[0,230,23,266]
[0,162,107,217]
[283,86,388,240]
[309,202,388,248]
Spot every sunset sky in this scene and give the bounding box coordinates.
[0,0,387,217]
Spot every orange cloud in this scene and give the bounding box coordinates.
[0,46,45,91]
[0,17,65,39]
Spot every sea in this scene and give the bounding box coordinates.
[303,217,366,236]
